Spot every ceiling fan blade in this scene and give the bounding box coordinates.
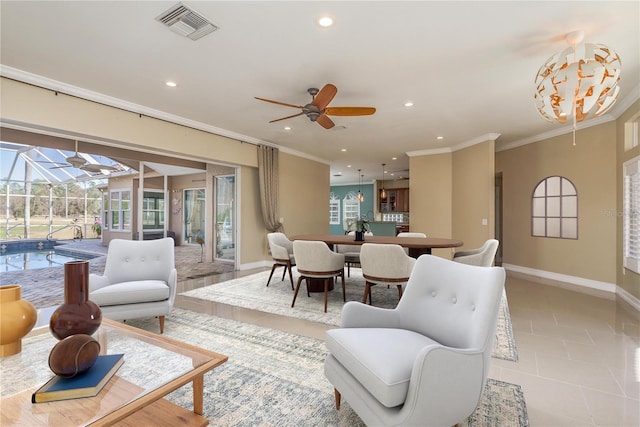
[312,84,337,110]
[50,164,72,169]
[269,112,304,123]
[316,114,335,129]
[81,164,118,173]
[325,107,376,116]
[255,97,304,109]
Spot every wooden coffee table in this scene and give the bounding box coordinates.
[0,319,227,426]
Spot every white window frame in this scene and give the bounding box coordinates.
[109,189,131,231]
[329,192,340,225]
[624,156,640,274]
[343,191,360,225]
[142,189,165,231]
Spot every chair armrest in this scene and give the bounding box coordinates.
[402,346,486,424]
[341,301,401,328]
[89,273,111,292]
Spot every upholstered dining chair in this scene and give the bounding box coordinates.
[266,232,296,289]
[359,243,416,305]
[291,240,346,313]
[453,239,500,267]
[324,255,506,426]
[396,231,427,255]
[89,238,177,334]
[335,231,373,277]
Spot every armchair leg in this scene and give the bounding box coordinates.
[158,315,165,334]
[287,262,295,290]
[397,284,403,300]
[323,278,329,313]
[334,388,341,410]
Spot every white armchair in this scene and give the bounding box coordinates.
[266,232,296,289]
[453,239,500,267]
[324,255,505,426]
[89,238,177,333]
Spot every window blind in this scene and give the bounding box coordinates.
[624,157,640,274]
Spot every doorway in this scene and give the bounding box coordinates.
[494,172,503,266]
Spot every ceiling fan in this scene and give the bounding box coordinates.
[40,140,118,172]
[255,83,376,129]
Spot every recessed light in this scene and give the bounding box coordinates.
[347,165,352,168]
[284,126,291,130]
[318,16,334,27]
[404,101,414,107]
[341,148,347,152]
[436,136,444,140]
[391,157,397,160]
[165,81,177,87]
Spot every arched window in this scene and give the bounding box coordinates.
[329,192,340,225]
[343,191,361,225]
[532,176,577,239]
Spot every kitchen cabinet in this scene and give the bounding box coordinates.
[379,188,409,212]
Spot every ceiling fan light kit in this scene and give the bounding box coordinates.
[255,83,376,129]
[534,30,621,145]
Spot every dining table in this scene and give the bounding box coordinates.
[289,234,463,292]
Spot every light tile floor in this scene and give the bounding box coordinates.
[176,268,640,427]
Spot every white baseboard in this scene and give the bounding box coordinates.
[239,260,270,271]
[502,263,640,312]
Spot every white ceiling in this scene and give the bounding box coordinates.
[1,1,638,184]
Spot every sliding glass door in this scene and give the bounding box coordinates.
[215,175,235,262]
[183,188,205,244]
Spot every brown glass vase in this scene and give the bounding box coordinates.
[50,260,102,340]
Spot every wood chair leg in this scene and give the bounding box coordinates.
[362,283,370,304]
[291,276,305,308]
[334,388,341,410]
[341,271,346,302]
[324,278,329,313]
[287,262,295,290]
[158,315,165,334]
[266,263,278,287]
[281,265,286,281]
[397,284,403,300]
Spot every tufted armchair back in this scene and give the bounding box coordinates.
[397,254,504,353]
[102,238,176,286]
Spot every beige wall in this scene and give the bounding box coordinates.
[496,121,617,284]
[0,77,328,268]
[409,153,453,258]
[278,151,330,237]
[452,140,496,250]
[617,99,640,299]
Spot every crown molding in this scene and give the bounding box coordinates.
[406,133,501,157]
[0,65,331,166]
[497,83,640,152]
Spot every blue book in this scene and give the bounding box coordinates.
[32,354,124,403]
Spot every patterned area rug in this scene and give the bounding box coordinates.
[123,308,528,426]
[181,268,518,361]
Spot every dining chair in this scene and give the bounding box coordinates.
[359,243,416,305]
[292,240,346,313]
[453,239,499,267]
[335,231,373,277]
[396,231,427,255]
[266,232,296,289]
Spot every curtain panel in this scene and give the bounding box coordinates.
[257,145,283,232]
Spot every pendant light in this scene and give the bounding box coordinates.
[357,169,364,202]
[380,163,387,199]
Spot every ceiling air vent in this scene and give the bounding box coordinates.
[156,3,218,41]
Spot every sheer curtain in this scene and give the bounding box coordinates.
[257,144,283,232]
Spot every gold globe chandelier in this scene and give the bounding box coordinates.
[534,30,621,146]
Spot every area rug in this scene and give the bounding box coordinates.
[180,268,519,361]
[126,308,528,426]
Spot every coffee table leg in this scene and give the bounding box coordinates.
[193,375,204,415]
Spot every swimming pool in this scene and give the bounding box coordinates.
[0,249,97,272]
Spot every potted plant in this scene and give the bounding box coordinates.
[91,219,102,238]
[354,217,370,241]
